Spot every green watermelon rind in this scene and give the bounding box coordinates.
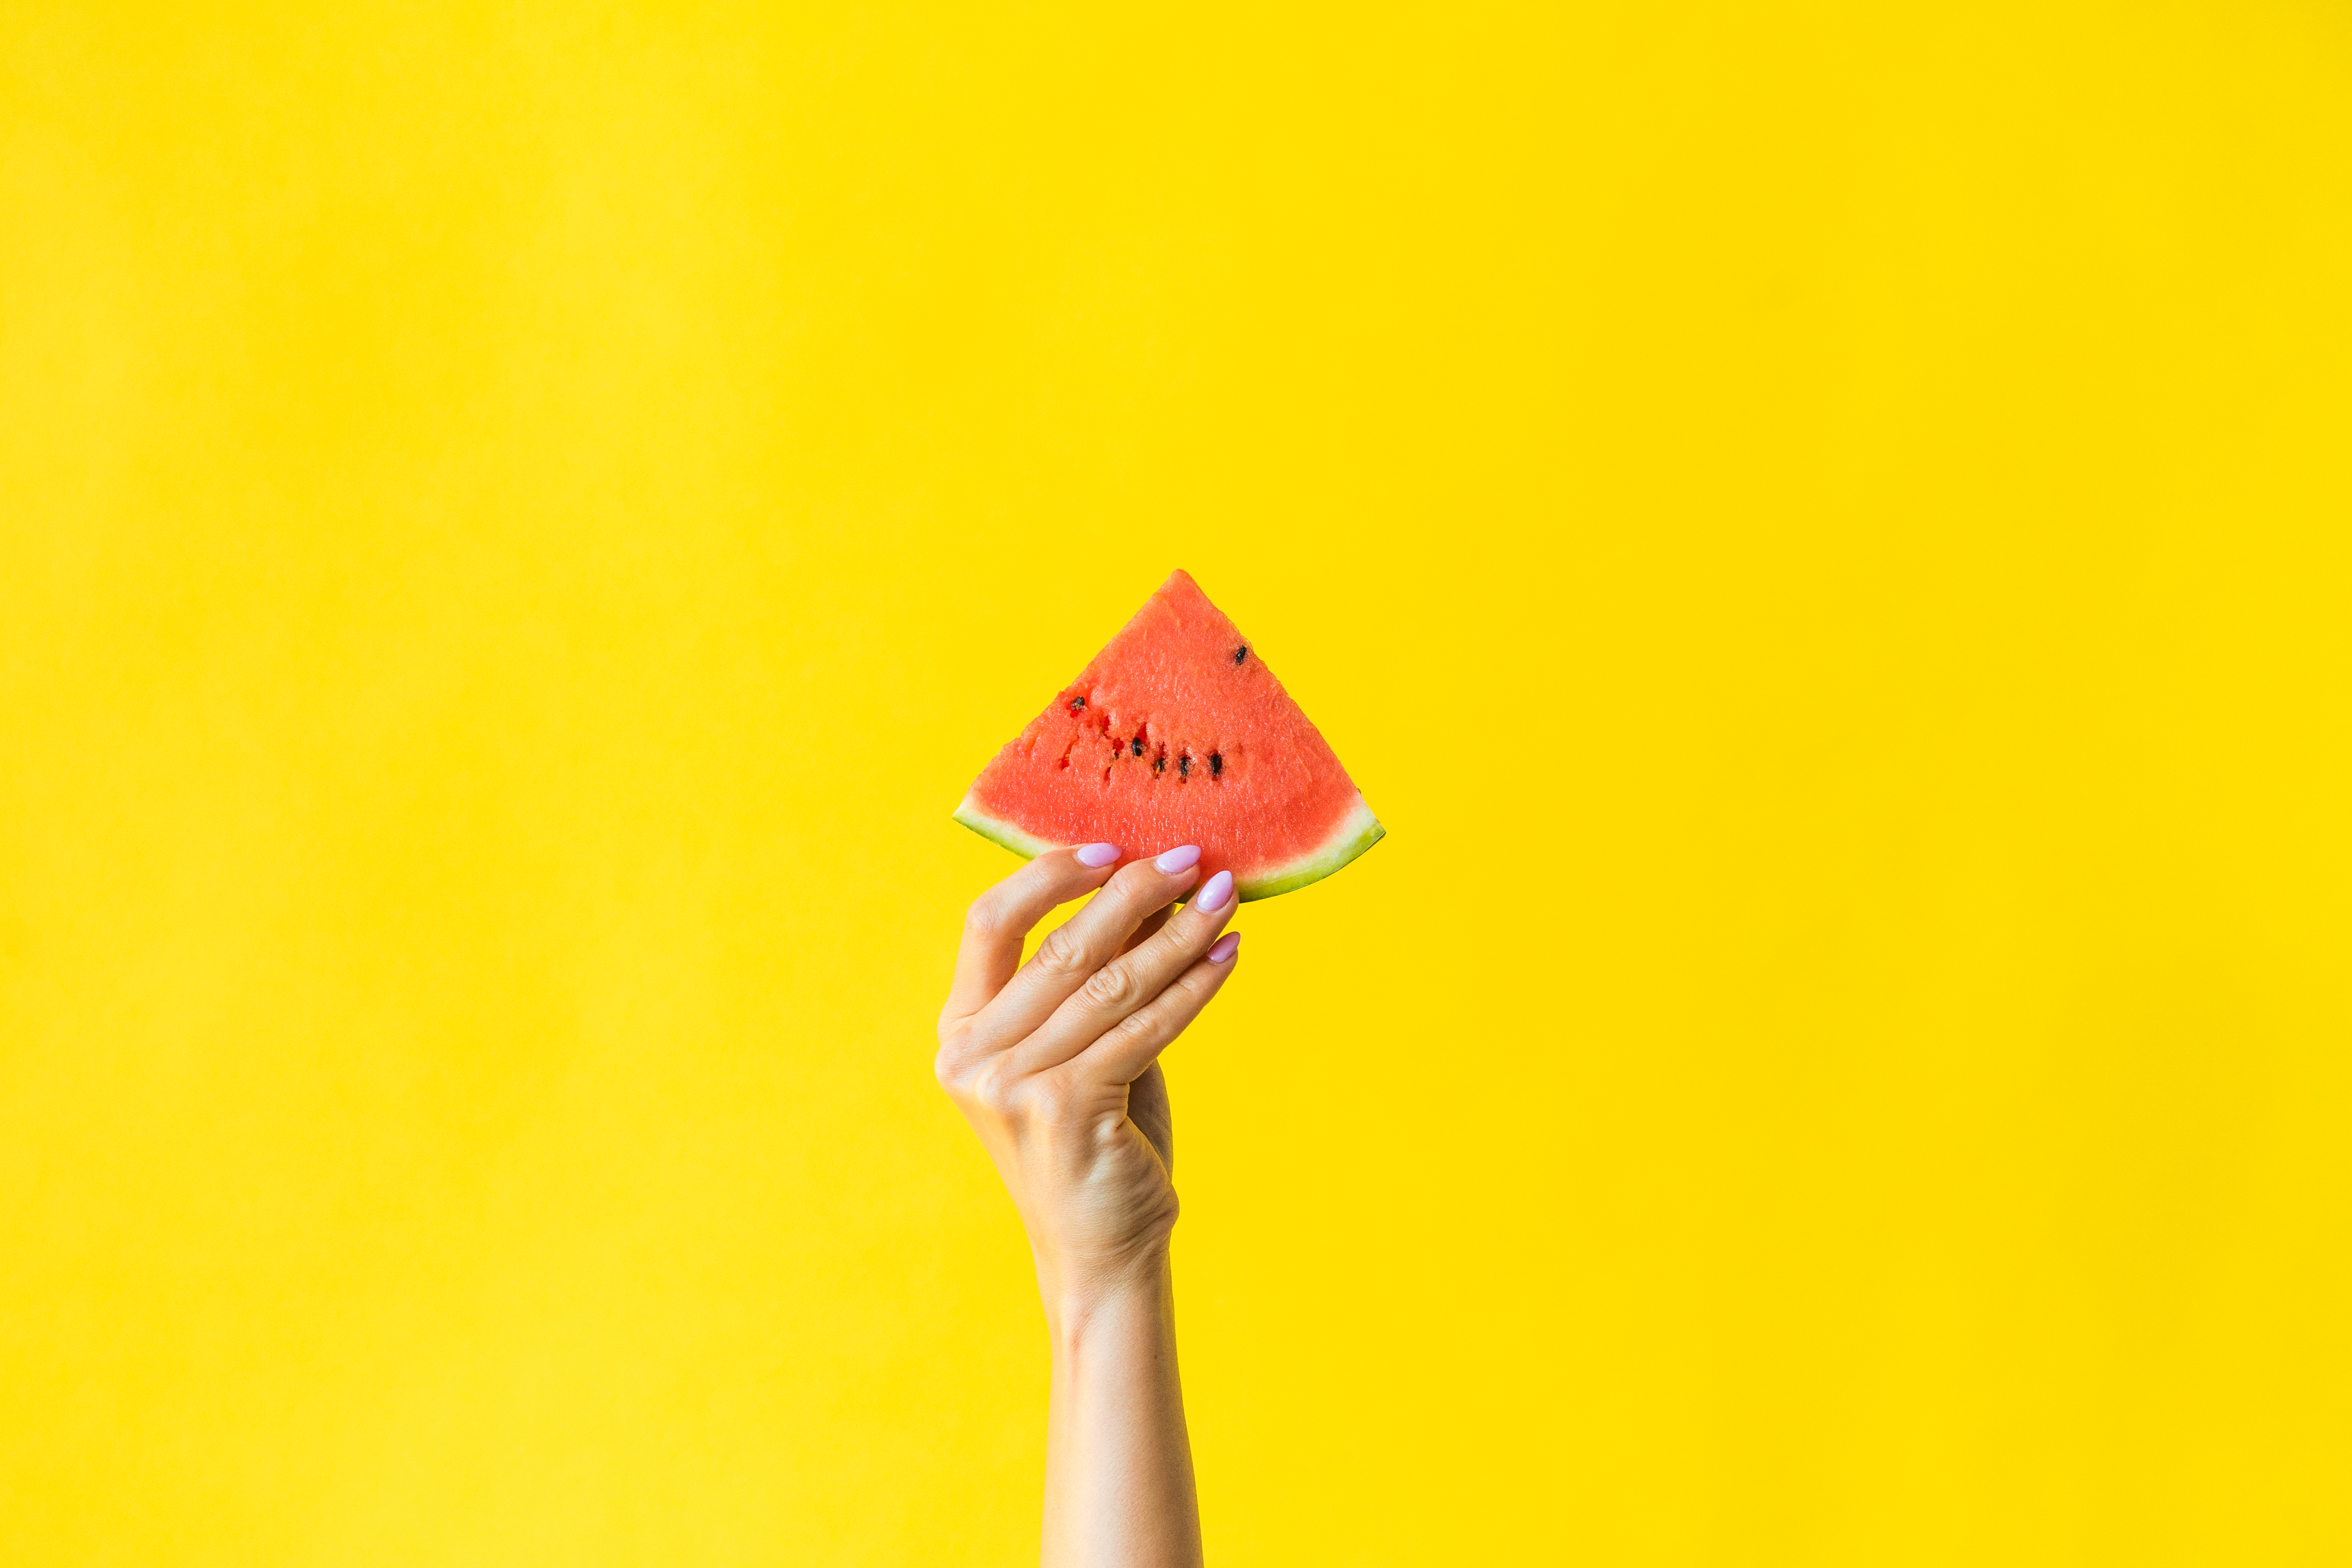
[951,791,1385,903]
[948,797,1063,863]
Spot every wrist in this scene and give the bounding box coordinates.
[1037,1242,1172,1346]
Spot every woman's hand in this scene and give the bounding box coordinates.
[936,841,1238,1568]
[935,842,1240,1317]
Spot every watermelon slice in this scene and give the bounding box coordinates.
[954,571,1383,901]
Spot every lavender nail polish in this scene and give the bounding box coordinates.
[1154,844,1202,874]
[1194,869,1234,914]
[1207,931,1241,964]
[1074,843,1120,868]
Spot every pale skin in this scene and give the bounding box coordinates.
[936,840,1241,1568]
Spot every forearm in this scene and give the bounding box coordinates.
[1041,1253,1202,1568]
[939,845,1232,1566]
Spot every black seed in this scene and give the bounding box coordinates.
[1233,645,1248,665]
[1069,696,1085,712]
[1153,756,1164,774]
[1178,754,1191,780]
[1208,752,1223,777]
[1131,736,1144,756]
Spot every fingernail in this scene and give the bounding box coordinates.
[1194,869,1234,914]
[1207,931,1240,964]
[1154,844,1202,874]
[1074,843,1120,868]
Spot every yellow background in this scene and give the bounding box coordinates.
[5,2,2349,1562]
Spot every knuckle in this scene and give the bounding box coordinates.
[971,1061,1019,1117]
[1034,924,1092,979]
[1110,1008,1162,1052]
[1081,962,1142,1012]
[962,896,1001,939]
[933,1030,983,1094]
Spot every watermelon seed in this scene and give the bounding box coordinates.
[1208,752,1223,778]
[1178,754,1192,780]
[1153,755,1165,775]
[1233,645,1248,665]
[1069,696,1085,712]
[1131,736,1144,756]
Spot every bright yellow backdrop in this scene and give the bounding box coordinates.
[5,2,2349,1563]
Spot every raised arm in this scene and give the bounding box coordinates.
[936,842,1240,1568]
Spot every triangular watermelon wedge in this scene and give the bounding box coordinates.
[954,571,1384,900]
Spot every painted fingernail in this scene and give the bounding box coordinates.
[1074,843,1120,868]
[1195,869,1234,914]
[1154,844,1202,874]
[1207,931,1240,964]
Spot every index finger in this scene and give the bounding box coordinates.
[941,844,1121,1030]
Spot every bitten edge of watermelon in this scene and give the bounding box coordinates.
[951,790,1385,903]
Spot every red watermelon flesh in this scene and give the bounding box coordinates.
[954,571,1383,900]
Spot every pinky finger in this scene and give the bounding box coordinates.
[1076,931,1242,1085]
